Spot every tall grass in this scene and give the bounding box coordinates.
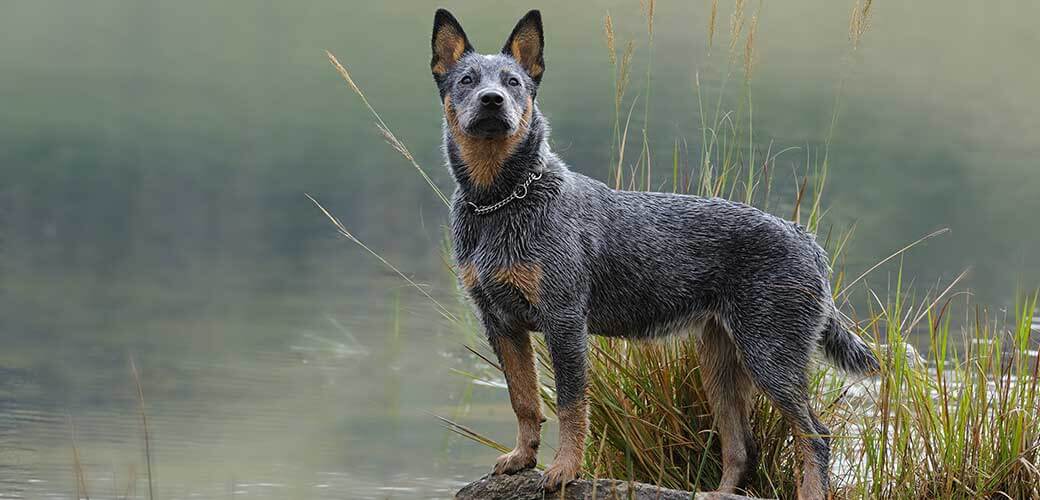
[64,357,156,500]
[130,356,155,500]
[852,289,1040,499]
[321,1,1040,498]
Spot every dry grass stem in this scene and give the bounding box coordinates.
[325,50,450,207]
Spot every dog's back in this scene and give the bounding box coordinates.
[558,172,830,340]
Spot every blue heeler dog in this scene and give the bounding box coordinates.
[431,9,879,498]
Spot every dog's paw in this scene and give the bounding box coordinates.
[539,457,580,492]
[493,448,536,475]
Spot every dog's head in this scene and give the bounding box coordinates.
[431,9,543,140]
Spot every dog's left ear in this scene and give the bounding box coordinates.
[501,10,544,83]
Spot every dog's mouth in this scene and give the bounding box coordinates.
[466,116,512,139]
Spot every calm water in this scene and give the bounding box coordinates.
[1,1,1038,498]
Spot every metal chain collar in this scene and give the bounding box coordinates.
[466,170,544,215]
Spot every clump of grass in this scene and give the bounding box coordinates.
[849,290,1040,498]
[321,2,1040,498]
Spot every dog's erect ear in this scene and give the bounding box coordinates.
[431,9,473,78]
[501,10,544,83]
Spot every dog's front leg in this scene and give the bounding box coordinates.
[489,329,544,475]
[540,317,589,492]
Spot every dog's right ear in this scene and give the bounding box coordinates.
[431,9,473,80]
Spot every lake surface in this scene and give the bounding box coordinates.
[1,1,1038,498]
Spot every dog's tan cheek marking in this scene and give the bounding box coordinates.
[432,26,466,75]
[493,262,541,304]
[444,96,533,188]
[554,400,589,472]
[491,335,543,454]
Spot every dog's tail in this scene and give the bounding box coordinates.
[822,315,880,375]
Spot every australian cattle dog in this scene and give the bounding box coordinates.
[430,9,879,498]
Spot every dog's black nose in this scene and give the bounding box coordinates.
[479,90,505,108]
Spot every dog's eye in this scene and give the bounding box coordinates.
[508,77,521,87]
[460,75,473,85]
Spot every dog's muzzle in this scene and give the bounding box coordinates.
[468,116,511,137]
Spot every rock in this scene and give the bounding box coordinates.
[455,470,766,500]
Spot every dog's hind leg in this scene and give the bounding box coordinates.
[725,319,831,500]
[490,330,545,475]
[789,409,830,500]
[698,319,758,493]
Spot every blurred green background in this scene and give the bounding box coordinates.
[0,1,1037,498]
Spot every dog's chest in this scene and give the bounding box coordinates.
[452,212,544,313]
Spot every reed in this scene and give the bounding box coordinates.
[63,358,156,499]
[69,415,90,500]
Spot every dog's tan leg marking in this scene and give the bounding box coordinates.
[542,399,587,490]
[491,332,544,475]
[797,435,828,500]
[458,262,479,290]
[444,96,533,188]
[493,262,542,305]
[699,320,757,493]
